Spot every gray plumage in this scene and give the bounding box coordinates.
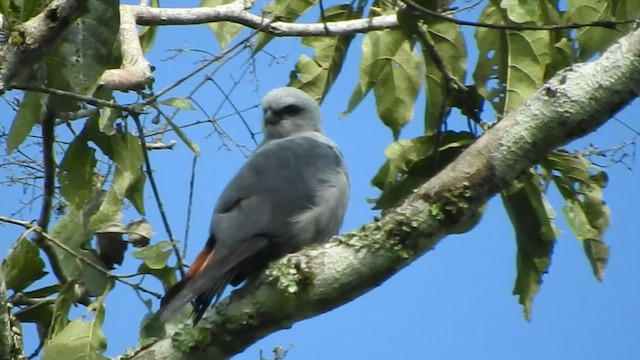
[159,87,349,323]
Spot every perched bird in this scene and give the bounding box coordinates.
[159,87,350,324]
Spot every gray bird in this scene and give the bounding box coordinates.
[159,87,349,324]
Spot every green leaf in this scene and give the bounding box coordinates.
[49,281,77,338]
[544,151,610,281]
[137,263,177,291]
[288,5,360,102]
[345,29,422,138]
[421,20,466,134]
[567,0,617,61]
[81,117,147,226]
[14,302,54,349]
[133,241,173,270]
[473,3,507,114]
[7,91,42,154]
[473,3,551,114]
[58,135,99,209]
[45,0,120,111]
[201,0,243,49]
[22,284,60,298]
[2,236,47,291]
[503,29,550,113]
[502,173,558,321]
[49,208,110,297]
[373,131,476,209]
[500,0,542,23]
[255,0,318,52]
[42,319,108,360]
[165,116,201,155]
[160,97,195,111]
[0,0,48,27]
[98,106,122,136]
[139,0,160,53]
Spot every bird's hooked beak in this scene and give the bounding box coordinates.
[263,110,281,126]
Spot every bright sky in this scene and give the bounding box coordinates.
[1,1,639,359]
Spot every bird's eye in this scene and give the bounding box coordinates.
[279,104,301,116]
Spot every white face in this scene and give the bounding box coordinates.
[261,87,323,140]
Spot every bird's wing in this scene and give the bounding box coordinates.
[159,133,348,323]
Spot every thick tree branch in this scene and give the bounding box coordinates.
[129,25,640,360]
[0,0,87,90]
[99,6,153,91]
[0,267,13,360]
[127,2,398,36]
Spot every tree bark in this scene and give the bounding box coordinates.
[128,24,640,360]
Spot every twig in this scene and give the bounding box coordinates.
[207,77,258,145]
[145,140,176,150]
[10,84,140,113]
[183,156,198,256]
[131,115,185,277]
[0,216,162,298]
[402,0,636,31]
[36,109,55,242]
[34,109,70,285]
[143,19,273,106]
[415,25,466,93]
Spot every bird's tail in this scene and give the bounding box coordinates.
[158,235,232,324]
[158,235,268,324]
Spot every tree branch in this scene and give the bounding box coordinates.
[99,6,153,91]
[0,267,13,360]
[126,3,398,36]
[129,23,640,360]
[0,0,87,90]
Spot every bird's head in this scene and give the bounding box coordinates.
[261,87,323,141]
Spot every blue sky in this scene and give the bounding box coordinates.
[1,1,640,359]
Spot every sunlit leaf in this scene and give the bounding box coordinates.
[421,19,466,134]
[502,173,558,321]
[49,209,110,297]
[474,2,551,114]
[133,240,174,270]
[543,151,611,281]
[255,0,318,52]
[288,5,360,101]
[345,29,422,138]
[2,236,46,291]
[43,319,108,360]
[201,0,243,49]
[165,116,201,155]
[160,97,194,111]
[567,0,616,60]
[373,131,476,209]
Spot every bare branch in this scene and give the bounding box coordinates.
[127,3,398,36]
[131,115,185,277]
[145,140,177,150]
[100,6,153,91]
[402,0,636,31]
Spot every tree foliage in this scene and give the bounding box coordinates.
[0,0,638,358]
